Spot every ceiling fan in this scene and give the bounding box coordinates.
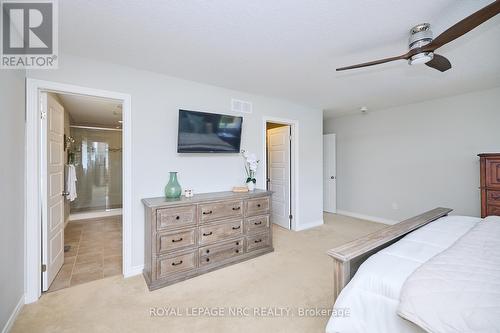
[336,0,500,72]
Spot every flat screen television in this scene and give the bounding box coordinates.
[177,109,243,153]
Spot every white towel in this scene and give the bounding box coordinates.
[65,164,78,202]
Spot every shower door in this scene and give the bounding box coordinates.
[69,127,122,212]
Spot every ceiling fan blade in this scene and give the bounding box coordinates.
[425,54,452,72]
[424,0,500,52]
[336,54,409,71]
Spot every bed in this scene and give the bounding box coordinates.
[325,208,500,333]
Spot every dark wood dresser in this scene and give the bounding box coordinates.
[142,190,273,290]
[479,153,500,218]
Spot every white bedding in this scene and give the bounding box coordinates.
[398,216,500,333]
[325,215,481,333]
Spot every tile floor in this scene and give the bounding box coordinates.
[48,215,123,292]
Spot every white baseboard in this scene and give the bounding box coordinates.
[294,219,324,231]
[2,294,24,333]
[336,210,398,225]
[124,264,144,278]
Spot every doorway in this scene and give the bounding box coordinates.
[323,134,337,213]
[263,118,298,230]
[25,79,132,303]
[41,92,124,292]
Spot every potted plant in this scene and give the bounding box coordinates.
[243,151,259,191]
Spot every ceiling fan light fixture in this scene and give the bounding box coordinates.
[408,23,433,49]
[408,52,434,65]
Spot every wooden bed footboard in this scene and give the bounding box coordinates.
[327,207,453,302]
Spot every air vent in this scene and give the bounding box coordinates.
[231,99,252,114]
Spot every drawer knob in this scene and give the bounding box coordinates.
[203,210,213,215]
[254,221,262,226]
[203,231,213,236]
[171,260,183,266]
[206,249,210,254]
[206,258,210,262]
[236,242,239,246]
[171,237,183,243]
[254,239,262,243]
[175,216,180,220]
[232,207,241,211]
[257,204,261,208]
[235,249,239,253]
[232,225,241,230]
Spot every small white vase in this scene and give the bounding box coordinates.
[246,182,255,191]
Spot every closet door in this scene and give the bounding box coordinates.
[323,134,337,213]
[41,93,65,291]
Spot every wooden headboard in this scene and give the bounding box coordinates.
[327,207,453,302]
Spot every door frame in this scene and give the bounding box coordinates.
[261,117,298,231]
[25,79,132,303]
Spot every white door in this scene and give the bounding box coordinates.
[41,93,65,291]
[323,134,337,213]
[267,126,291,229]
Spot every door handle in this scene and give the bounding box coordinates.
[62,191,69,197]
[330,176,335,180]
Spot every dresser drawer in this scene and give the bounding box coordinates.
[199,219,243,245]
[245,215,270,234]
[246,232,271,253]
[485,159,500,188]
[487,191,500,206]
[487,205,500,216]
[156,206,196,230]
[157,228,196,254]
[245,197,270,216]
[199,238,244,267]
[199,200,243,222]
[156,250,197,279]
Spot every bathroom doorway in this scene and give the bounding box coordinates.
[41,92,124,292]
[25,79,132,303]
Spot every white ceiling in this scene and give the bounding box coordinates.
[60,0,500,117]
[58,94,122,127]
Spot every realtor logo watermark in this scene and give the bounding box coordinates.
[1,0,58,68]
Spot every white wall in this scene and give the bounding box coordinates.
[324,87,500,222]
[28,54,323,268]
[0,70,25,330]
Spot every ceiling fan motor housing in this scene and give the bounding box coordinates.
[408,23,434,65]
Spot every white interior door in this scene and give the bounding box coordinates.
[267,126,291,229]
[323,134,337,213]
[41,93,65,291]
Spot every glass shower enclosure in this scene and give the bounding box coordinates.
[69,127,122,213]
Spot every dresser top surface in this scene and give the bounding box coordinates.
[142,189,272,208]
[478,153,500,158]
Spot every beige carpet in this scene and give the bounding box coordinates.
[13,214,385,333]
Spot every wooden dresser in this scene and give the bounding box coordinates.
[142,190,273,290]
[479,153,500,218]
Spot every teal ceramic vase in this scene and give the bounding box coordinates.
[165,172,182,199]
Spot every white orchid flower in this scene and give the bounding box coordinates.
[242,150,259,183]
